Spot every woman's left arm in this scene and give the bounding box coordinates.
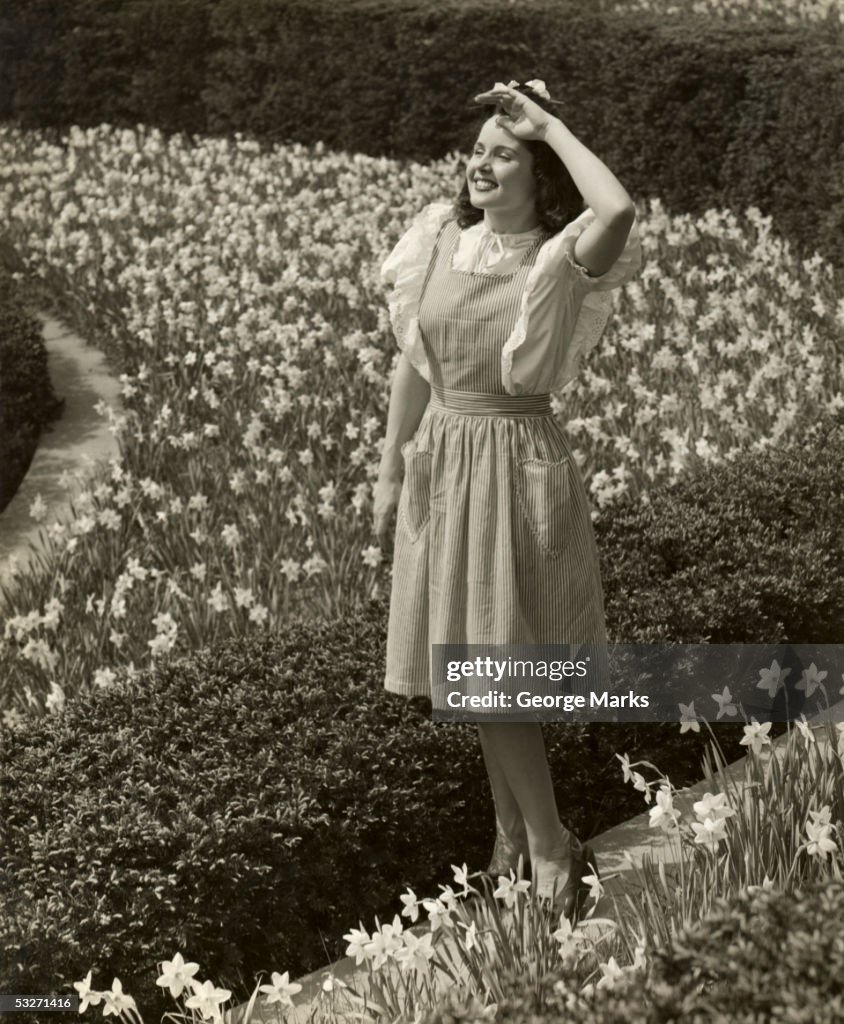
[540,117,636,278]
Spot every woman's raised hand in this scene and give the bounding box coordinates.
[473,83,554,142]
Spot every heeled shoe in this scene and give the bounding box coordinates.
[533,828,599,923]
[485,818,531,880]
[471,823,531,904]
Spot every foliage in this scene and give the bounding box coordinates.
[0,2,842,266]
[599,410,844,643]
[460,879,844,1023]
[0,267,64,513]
[0,598,763,1022]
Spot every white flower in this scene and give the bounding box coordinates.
[394,930,435,976]
[73,971,102,1013]
[525,79,551,99]
[740,718,772,756]
[712,686,737,720]
[421,896,455,931]
[343,926,371,965]
[459,919,480,951]
[399,888,421,923]
[156,953,200,999]
[691,815,729,850]
[805,820,837,860]
[795,662,827,697]
[795,714,816,746]
[692,792,735,823]
[756,659,789,699]
[595,956,625,991]
[649,785,681,832]
[258,970,303,1007]
[678,701,700,733]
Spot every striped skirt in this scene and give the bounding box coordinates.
[384,384,609,706]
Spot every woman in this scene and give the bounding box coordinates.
[372,79,642,921]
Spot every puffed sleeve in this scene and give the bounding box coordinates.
[501,206,643,397]
[559,206,643,292]
[380,200,454,382]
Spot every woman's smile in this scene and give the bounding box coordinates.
[471,177,499,193]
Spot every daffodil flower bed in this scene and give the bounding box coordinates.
[607,0,844,29]
[66,712,844,1024]
[0,123,843,720]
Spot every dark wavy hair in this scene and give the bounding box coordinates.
[453,81,585,236]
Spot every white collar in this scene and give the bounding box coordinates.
[467,219,546,245]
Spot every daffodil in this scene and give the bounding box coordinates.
[394,930,435,975]
[795,661,827,697]
[805,819,837,860]
[183,979,231,1022]
[691,815,729,850]
[343,925,371,965]
[72,972,102,1014]
[258,970,302,1007]
[100,978,138,1018]
[756,659,790,699]
[155,952,200,1000]
[493,871,531,909]
[692,791,735,822]
[649,784,681,832]
[712,685,737,719]
[678,701,700,733]
[740,718,773,756]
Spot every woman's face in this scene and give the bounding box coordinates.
[466,117,536,214]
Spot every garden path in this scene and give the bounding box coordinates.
[0,313,122,610]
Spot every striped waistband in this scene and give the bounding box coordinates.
[429,386,553,418]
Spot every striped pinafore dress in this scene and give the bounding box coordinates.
[384,217,608,702]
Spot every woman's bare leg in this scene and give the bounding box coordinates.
[477,723,529,875]
[476,721,578,895]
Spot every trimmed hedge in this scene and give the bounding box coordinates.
[0,608,755,1024]
[422,879,844,1022]
[598,410,844,645]
[0,1,842,267]
[0,268,64,514]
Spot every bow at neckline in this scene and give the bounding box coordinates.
[476,221,546,266]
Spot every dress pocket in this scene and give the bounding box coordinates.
[515,456,574,559]
[400,438,432,541]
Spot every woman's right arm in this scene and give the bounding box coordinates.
[372,353,431,552]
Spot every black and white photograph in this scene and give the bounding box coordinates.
[1,1,843,1021]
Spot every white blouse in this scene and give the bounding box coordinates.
[380,201,643,397]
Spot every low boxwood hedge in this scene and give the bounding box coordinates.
[0,606,755,1024]
[599,410,844,645]
[0,269,64,513]
[424,878,844,1022]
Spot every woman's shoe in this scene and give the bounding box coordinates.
[484,819,531,881]
[469,821,531,906]
[533,827,598,923]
